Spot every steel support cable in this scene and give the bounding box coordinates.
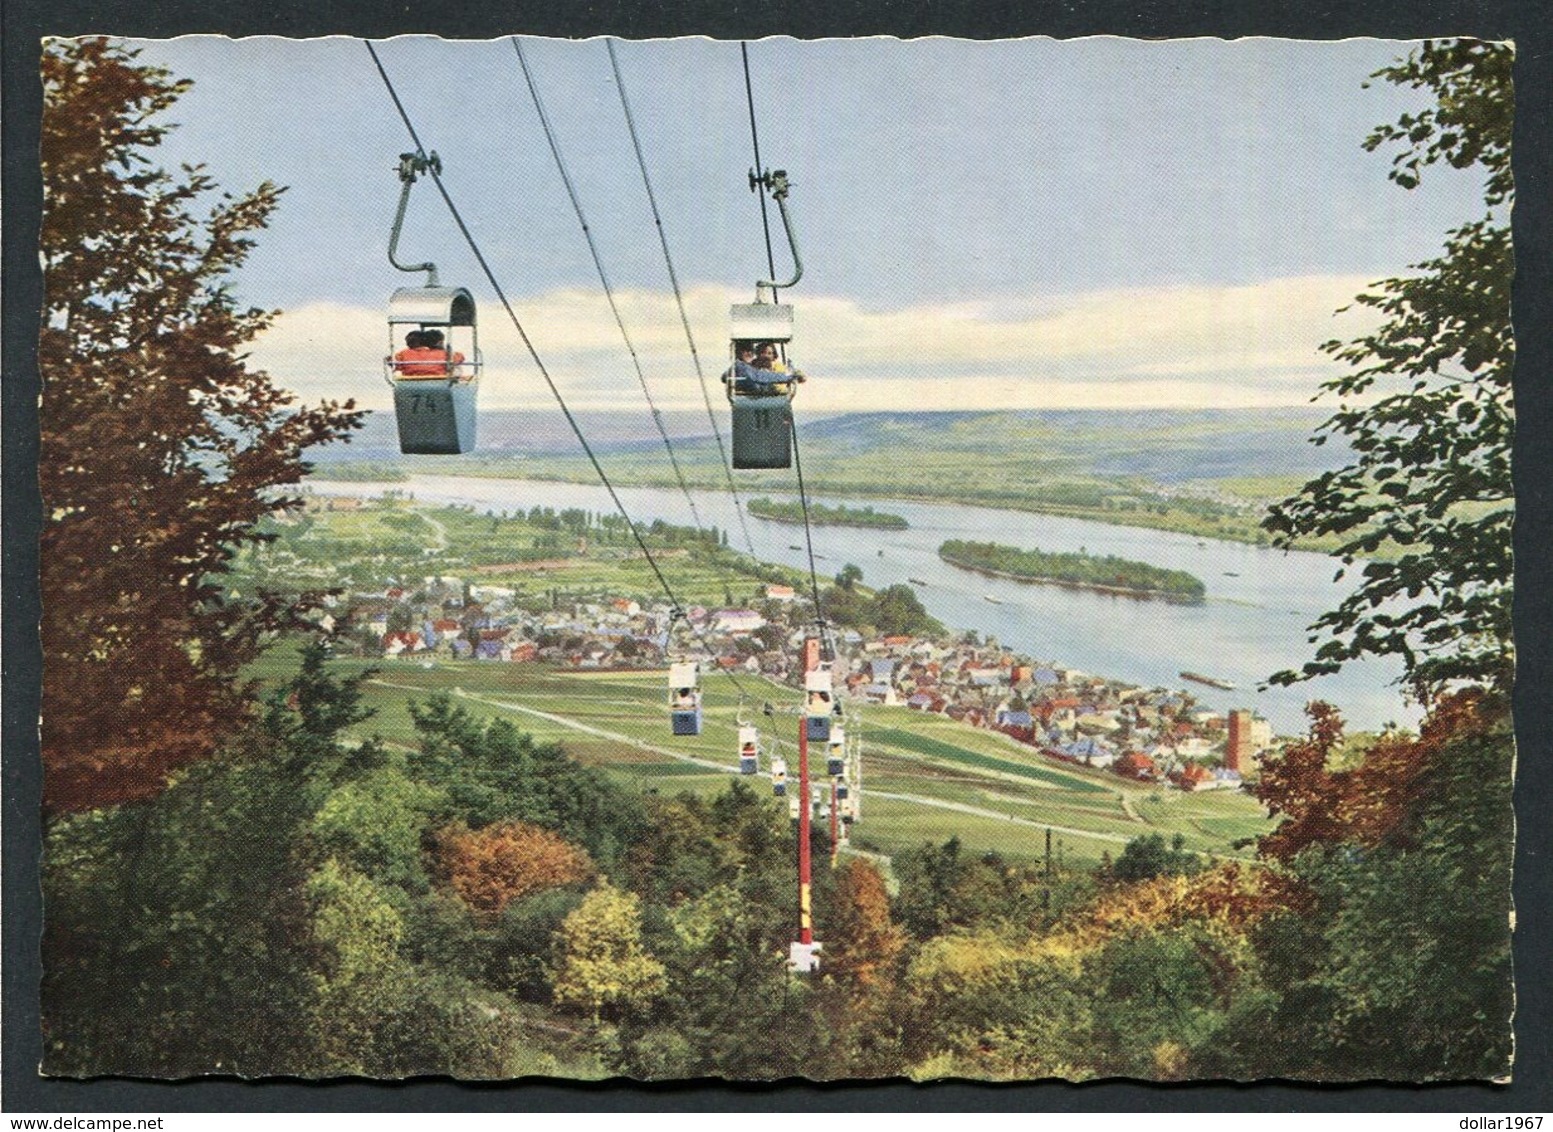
[606,38,758,560]
[789,418,832,659]
[740,42,778,288]
[365,41,752,700]
[509,37,704,534]
[742,42,829,672]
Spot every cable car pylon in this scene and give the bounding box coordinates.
[787,633,825,974]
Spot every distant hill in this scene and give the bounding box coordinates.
[311,409,721,461]
[314,406,1344,485]
[307,406,1354,548]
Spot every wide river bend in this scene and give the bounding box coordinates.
[310,474,1417,735]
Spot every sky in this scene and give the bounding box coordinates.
[115,34,1493,415]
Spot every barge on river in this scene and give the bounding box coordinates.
[1180,670,1236,691]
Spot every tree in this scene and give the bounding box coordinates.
[1108,833,1203,884]
[551,881,666,1021]
[870,584,943,637]
[1263,40,1513,700]
[1223,690,1514,1079]
[405,693,642,861]
[823,858,906,988]
[39,39,363,815]
[434,821,595,917]
[836,563,863,591]
[41,644,376,1076]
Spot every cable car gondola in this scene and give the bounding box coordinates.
[383,152,483,455]
[738,725,760,776]
[805,663,834,742]
[728,169,805,470]
[727,300,797,469]
[771,756,788,797]
[668,660,703,736]
[386,286,482,454]
[826,726,846,778]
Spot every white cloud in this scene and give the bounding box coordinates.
[250,274,1379,413]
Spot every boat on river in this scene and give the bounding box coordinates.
[909,577,929,587]
[1180,670,1236,691]
[983,594,1005,605]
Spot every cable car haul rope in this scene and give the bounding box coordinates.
[366,37,859,975]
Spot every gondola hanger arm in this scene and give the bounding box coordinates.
[749,168,803,294]
[389,151,442,286]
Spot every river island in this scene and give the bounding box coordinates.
[939,538,1207,604]
[747,497,909,530]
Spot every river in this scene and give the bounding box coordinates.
[309,474,1418,735]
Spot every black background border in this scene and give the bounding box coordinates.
[4,0,1549,1113]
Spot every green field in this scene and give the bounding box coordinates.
[253,645,1271,871]
[867,727,1113,793]
[239,496,803,608]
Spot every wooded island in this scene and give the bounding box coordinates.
[747,497,909,529]
[939,538,1207,603]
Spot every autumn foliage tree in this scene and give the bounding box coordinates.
[434,821,595,918]
[824,858,905,988]
[1228,690,1514,1078]
[39,39,363,815]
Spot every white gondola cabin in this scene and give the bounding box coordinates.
[738,725,760,776]
[826,726,846,778]
[771,756,788,797]
[727,299,797,470]
[668,661,702,736]
[385,286,483,455]
[805,664,834,742]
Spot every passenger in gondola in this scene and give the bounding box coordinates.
[754,340,805,380]
[726,339,807,396]
[394,328,468,380]
[722,340,762,394]
[674,687,698,709]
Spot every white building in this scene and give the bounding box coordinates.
[713,609,767,634]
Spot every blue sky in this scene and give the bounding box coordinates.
[118,35,1491,413]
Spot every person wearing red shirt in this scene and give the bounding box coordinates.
[393,329,468,379]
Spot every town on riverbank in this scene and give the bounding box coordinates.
[294,495,1274,793]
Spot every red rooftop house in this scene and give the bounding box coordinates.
[382,631,422,656]
[1171,762,1214,791]
[1113,752,1158,781]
